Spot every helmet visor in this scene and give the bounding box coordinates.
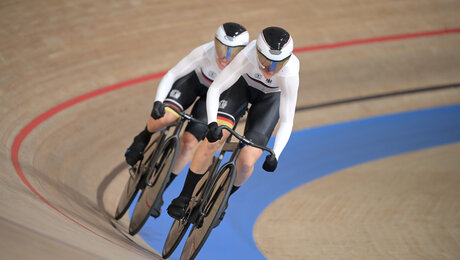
[214,38,245,61]
[257,50,290,75]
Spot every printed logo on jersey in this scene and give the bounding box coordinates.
[169,89,181,99]
[219,100,228,109]
[209,70,217,79]
[242,74,280,94]
[254,73,263,80]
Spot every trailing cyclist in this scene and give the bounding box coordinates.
[124,22,250,216]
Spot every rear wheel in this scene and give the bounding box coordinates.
[114,133,161,220]
[128,139,178,235]
[180,164,234,260]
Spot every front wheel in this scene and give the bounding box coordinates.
[128,138,179,235]
[114,166,143,220]
[114,133,162,220]
[162,164,212,258]
[162,219,190,259]
[180,164,235,260]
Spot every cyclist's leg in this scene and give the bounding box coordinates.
[168,77,248,219]
[167,131,231,219]
[154,70,205,131]
[234,146,263,186]
[189,76,249,176]
[170,132,198,173]
[189,130,231,174]
[125,109,178,167]
[206,90,281,225]
[142,72,207,218]
[125,71,201,166]
[235,89,280,186]
[171,95,208,175]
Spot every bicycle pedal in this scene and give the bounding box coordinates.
[128,167,136,178]
[190,211,204,228]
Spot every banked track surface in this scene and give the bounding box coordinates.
[1,1,460,259]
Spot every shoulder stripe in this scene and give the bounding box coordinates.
[200,69,213,84]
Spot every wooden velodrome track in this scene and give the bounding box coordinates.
[1,0,459,259]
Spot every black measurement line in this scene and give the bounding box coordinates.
[296,83,460,112]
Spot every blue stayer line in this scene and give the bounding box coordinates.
[133,104,460,260]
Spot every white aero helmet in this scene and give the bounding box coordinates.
[214,22,249,61]
[256,26,293,75]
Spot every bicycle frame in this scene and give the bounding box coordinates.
[190,125,274,226]
[175,125,275,260]
[131,127,169,178]
[143,105,205,187]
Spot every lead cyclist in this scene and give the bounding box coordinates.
[168,26,300,222]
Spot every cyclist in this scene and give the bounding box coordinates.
[167,26,300,223]
[124,22,249,216]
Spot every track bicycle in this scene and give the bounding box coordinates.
[113,104,205,236]
[114,125,167,220]
[162,125,274,260]
[127,104,207,235]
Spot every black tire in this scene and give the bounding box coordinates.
[114,166,143,220]
[162,168,212,258]
[128,138,179,235]
[180,164,235,260]
[114,133,162,220]
[162,219,191,259]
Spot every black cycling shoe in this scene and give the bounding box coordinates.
[150,198,164,218]
[125,139,147,166]
[167,196,190,220]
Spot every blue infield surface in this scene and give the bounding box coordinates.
[130,104,460,260]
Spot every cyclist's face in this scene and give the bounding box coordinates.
[214,38,244,70]
[257,50,290,79]
[216,57,230,70]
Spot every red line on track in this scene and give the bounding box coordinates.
[294,28,460,53]
[10,72,166,256]
[10,27,460,253]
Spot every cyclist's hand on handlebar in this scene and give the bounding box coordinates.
[151,101,165,119]
[263,154,278,172]
[206,122,223,142]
